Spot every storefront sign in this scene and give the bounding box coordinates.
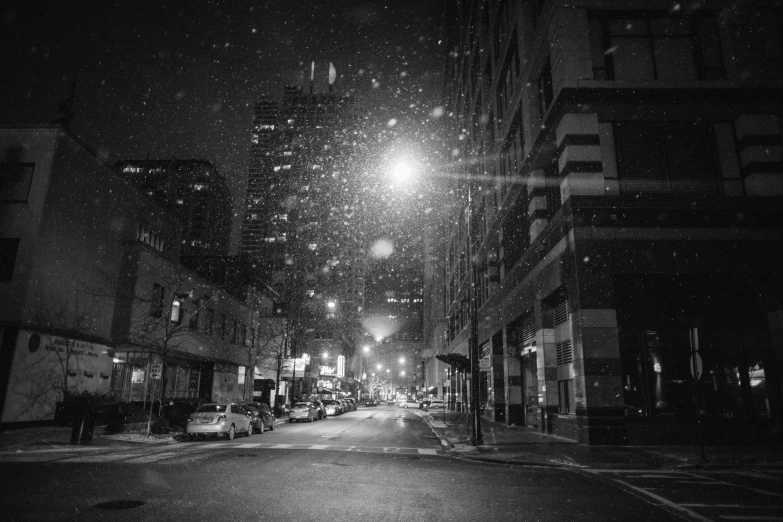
[238,365,246,384]
[3,330,112,423]
[280,358,306,379]
[337,355,345,378]
[320,365,335,376]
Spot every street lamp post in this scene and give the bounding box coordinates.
[388,156,481,443]
[467,172,483,445]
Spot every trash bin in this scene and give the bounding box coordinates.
[70,406,95,445]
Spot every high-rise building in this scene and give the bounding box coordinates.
[241,85,367,394]
[115,159,232,259]
[241,97,279,262]
[425,0,783,445]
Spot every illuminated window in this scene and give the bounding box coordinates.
[308,243,317,250]
[282,165,291,170]
[283,151,293,156]
[273,166,281,172]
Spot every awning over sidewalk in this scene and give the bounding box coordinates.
[435,353,469,372]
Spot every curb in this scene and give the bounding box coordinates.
[416,411,454,450]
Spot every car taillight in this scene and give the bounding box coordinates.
[218,415,226,421]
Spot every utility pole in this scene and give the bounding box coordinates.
[468,178,482,446]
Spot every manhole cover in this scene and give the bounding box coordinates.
[93,500,145,510]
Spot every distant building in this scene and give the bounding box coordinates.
[0,126,280,424]
[240,85,367,401]
[115,159,232,259]
[241,97,279,262]
[425,0,783,444]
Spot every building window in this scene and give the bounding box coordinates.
[501,192,529,273]
[150,283,165,317]
[0,238,20,281]
[221,314,226,340]
[537,59,553,117]
[558,379,574,414]
[189,300,200,329]
[614,123,719,195]
[0,163,35,202]
[206,308,214,335]
[588,13,724,81]
[232,320,238,344]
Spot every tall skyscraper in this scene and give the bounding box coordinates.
[115,159,232,259]
[241,85,367,370]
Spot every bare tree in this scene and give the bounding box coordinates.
[111,264,211,434]
[239,313,287,404]
[366,374,387,399]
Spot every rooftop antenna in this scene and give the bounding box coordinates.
[53,73,78,128]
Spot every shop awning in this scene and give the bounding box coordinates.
[435,353,470,372]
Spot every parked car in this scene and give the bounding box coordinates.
[345,398,357,410]
[311,399,327,420]
[428,400,445,410]
[289,402,318,422]
[364,399,377,407]
[186,403,253,440]
[399,400,419,409]
[418,400,431,409]
[341,399,354,412]
[242,402,275,433]
[386,399,395,405]
[337,399,349,413]
[322,399,342,416]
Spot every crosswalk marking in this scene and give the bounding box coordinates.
[125,452,178,463]
[0,441,446,465]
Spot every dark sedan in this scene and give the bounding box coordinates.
[242,402,276,433]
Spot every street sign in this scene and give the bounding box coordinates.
[690,352,703,380]
[150,363,162,380]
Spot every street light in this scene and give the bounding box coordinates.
[388,156,482,444]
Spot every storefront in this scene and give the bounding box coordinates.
[616,274,781,444]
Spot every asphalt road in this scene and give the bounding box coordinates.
[1,406,781,521]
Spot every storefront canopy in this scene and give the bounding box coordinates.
[435,353,470,372]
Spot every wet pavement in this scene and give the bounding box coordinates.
[417,409,783,470]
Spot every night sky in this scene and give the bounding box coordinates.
[2,0,445,251]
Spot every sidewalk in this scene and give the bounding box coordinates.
[0,415,290,451]
[418,409,783,470]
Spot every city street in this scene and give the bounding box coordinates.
[2,406,782,521]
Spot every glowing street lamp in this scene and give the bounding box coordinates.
[390,160,414,184]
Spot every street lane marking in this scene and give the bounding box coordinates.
[309,445,329,449]
[718,515,783,521]
[270,444,293,448]
[418,449,437,455]
[124,452,178,463]
[233,443,262,448]
[611,479,713,522]
[59,452,147,463]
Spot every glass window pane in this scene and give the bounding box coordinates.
[654,37,697,80]
[651,18,691,36]
[611,37,655,81]
[609,19,649,36]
